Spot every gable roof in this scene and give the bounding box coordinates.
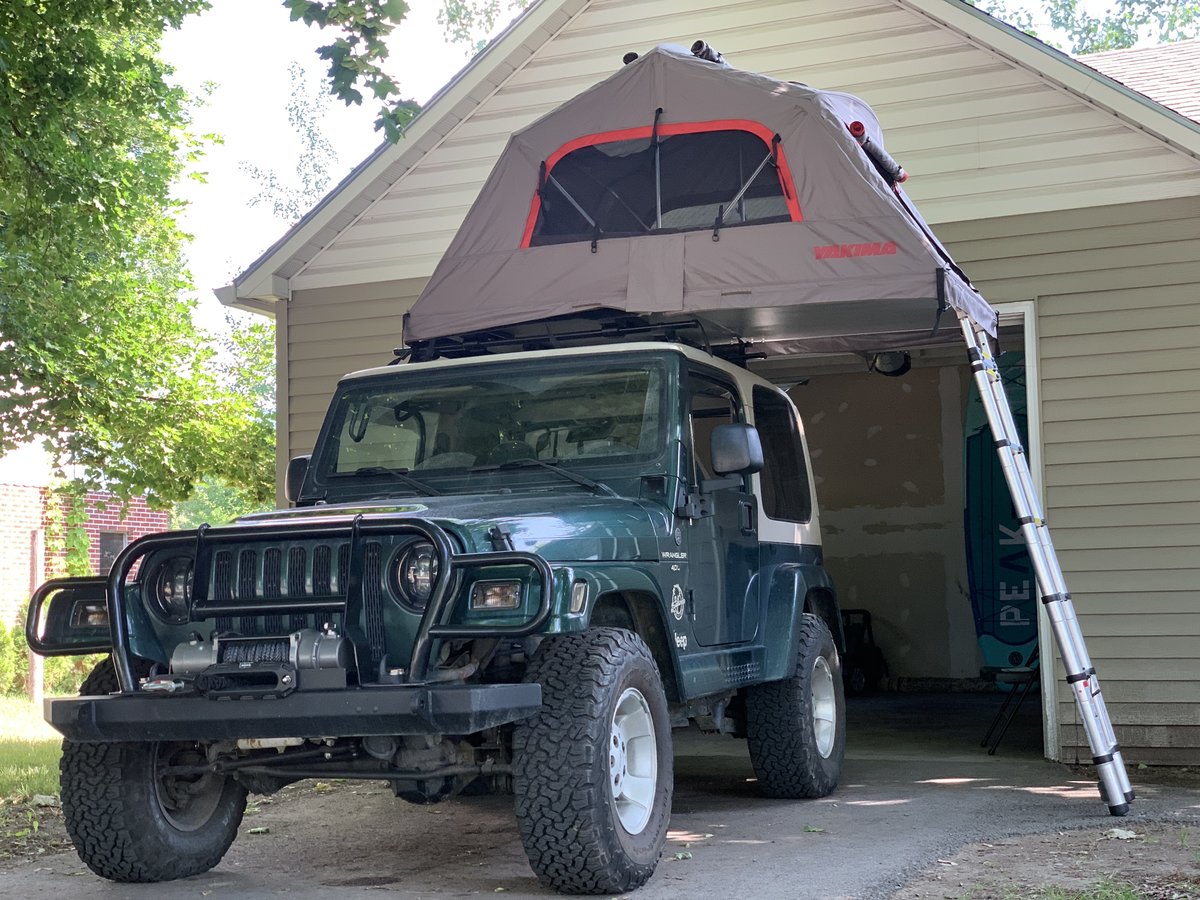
[1080,39,1200,124]
[221,0,1200,315]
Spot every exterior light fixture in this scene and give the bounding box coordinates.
[868,351,912,377]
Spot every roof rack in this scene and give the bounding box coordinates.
[391,310,763,366]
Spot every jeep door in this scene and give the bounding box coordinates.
[685,369,760,646]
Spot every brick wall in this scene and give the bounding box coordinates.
[73,491,169,577]
[0,486,169,628]
[0,484,48,627]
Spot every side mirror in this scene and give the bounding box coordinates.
[710,423,764,476]
[285,455,311,504]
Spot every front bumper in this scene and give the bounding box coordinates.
[47,682,542,743]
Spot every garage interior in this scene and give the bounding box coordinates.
[751,320,1044,757]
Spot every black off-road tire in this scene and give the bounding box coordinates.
[513,627,672,895]
[745,614,846,798]
[60,657,248,883]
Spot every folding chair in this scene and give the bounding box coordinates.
[980,645,1040,755]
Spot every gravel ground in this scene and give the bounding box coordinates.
[3,694,1197,899]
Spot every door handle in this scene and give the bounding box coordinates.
[738,500,756,535]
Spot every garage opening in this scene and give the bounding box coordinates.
[751,306,1045,758]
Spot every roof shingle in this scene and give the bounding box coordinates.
[1080,38,1200,123]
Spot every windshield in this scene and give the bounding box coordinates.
[312,357,667,496]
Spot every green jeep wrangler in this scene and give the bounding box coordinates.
[28,338,845,895]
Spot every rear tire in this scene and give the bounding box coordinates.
[514,627,672,894]
[745,614,846,798]
[60,657,248,883]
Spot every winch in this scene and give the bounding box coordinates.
[164,628,353,697]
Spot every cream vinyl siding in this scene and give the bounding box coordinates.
[941,196,1200,765]
[286,278,427,457]
[291,0,1200,292]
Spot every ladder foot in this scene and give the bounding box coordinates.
[1107,802,1130,818]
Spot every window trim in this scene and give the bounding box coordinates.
[751,385,813,524]
[520,119,803,248]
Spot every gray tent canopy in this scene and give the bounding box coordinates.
[404,44,997,355]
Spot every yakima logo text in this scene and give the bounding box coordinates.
[814,241,897,260]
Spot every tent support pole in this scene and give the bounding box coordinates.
[958,312,1133,816]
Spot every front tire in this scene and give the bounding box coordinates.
[60,658,248,883]
[514,627,672,895]
[745,614,846,798]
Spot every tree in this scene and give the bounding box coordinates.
[439,0,530,53]
[0,1,226,504]
[0,2,291,507]
[971,0,1200,52]
[173,314,276,526]
[239,63,341,224]
[284,0,420,141]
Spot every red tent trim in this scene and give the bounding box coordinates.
[519,118,803,248]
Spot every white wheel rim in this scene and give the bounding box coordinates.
[609,686,657,835]
[811,656,837,758]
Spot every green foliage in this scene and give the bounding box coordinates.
[41,487,91,578]
[173,315,276,524]
[0,629,16,697]
[0,0,250,506]
[284,0,421,142]
[0,737,61,800]
[439,0,531,53]
[240,63,341,224]
[972,0,1200,52]
[172,477,262,528]
[213,315,277,506]
[0,611,100,698]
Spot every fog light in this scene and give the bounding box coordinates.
[570,580,589,614]
[471,581,522,610]
[70,600,109,629]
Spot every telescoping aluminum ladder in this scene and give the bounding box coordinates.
[959,312,1134,817]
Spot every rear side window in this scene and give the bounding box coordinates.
[753,386,812,523]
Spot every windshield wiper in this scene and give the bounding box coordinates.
[471,458,616,497]
[348,466,441,496]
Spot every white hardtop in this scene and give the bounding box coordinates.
[342,341,787,402]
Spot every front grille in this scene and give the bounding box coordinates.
[238,550,257,600]
[214,551,233,603]
[287,547,306,597]
[313,545,332,595]
[263,548,282,599]
[188,536,403,660]
[195,539,391,620]
[363,542,385,672]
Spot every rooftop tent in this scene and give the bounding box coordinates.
[403,44,997,354]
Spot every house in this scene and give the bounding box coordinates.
[221,0,1200,765]
[0,445,169,628]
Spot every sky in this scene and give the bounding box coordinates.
[160,0,479,332]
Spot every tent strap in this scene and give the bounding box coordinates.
[712,134,780,241]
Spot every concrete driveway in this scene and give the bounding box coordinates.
[5,694,1198,898]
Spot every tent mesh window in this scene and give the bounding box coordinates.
[530,128,791,246]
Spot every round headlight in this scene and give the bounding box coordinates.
[395,542,439,609]
[153,556,193,624]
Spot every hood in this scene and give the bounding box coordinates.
[234,491,670,562]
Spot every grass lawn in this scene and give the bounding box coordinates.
[0,697,61,800]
